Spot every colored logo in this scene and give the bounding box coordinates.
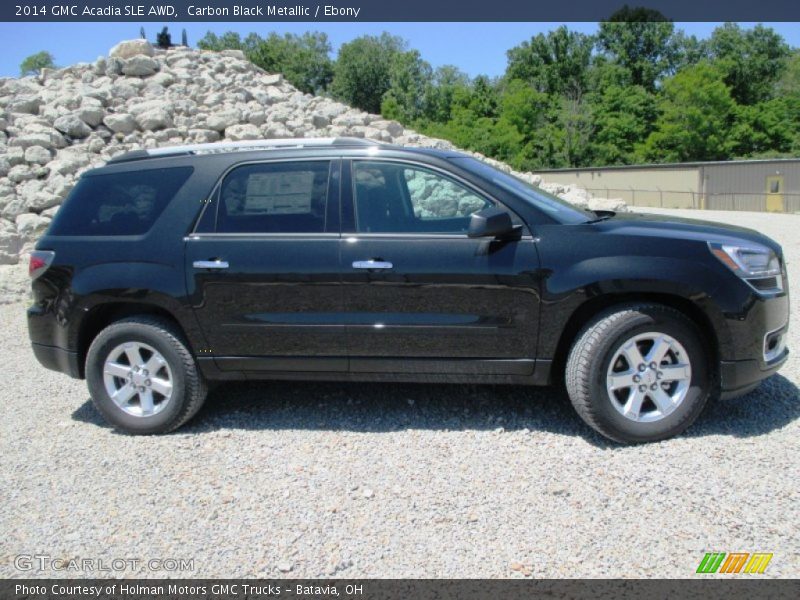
[696,552,773,574]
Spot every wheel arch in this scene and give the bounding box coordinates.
[76,302,188,378]
[550,293,720,386]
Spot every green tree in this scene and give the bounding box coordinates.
[331,33,406,113]
[672,31,709,71]
[590,84,657,164]
[197,31,246,51]
[506,26,594,98]
[597,7,680,90]
[642,63,736,162]
[464,76,501,119]
[156,27,172,49]
[707,23,790,105]
[19,51,56,77]
[249,32,333,94]
[420,65,471,123]
[729,99,798,157]
[381,50,433,122]
[775,50,800,98]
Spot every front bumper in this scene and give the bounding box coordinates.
[720,348,789,399]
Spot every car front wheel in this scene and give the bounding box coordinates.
[565,303,712,443]
[86,316,207,434]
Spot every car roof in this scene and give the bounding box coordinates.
[105,137,465,166]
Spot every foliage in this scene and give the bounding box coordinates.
[589,83,657,165]
[641,63,736,162]
[597,7,681,90]
[506,26,594,99]
[20,51,56,76]
[196,22,799,169]
[707,23,791,105]
[156,27,172,49]
[331,33,406,113]
[381,50,433,122]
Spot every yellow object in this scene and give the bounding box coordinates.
[766,176,784,212]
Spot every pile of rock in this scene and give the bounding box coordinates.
[0,39,623,302]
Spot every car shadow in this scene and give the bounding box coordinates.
[72,374,799,446]
[73,370,800,446]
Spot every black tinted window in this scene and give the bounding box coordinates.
[49,167,193,236]
[353,161,491,234]
[217,161,330,233]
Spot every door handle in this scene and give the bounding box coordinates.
[193,259,229,270]
[352,260,393,270]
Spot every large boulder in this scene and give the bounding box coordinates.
[122,56,159,77]
[134,108,172,131]
[103,113,137,134]
[53,114,91,139]
[109,40,154,60]
[15,212,51,242]
[24,146,51,165]
[8,95,42,115]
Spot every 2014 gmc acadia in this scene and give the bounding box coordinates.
[27,138,790,443]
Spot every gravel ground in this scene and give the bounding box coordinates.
[1,208,798,579]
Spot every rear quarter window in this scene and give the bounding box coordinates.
[48,167,193,236]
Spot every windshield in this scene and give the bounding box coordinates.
[451,157,592,224]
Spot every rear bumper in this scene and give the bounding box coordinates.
[31,342,82,379]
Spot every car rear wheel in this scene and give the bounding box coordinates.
[565,303,712,443]
[86,316,207,434]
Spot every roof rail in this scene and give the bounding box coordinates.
[107,137,384,164]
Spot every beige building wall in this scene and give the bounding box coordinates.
[537,167,700,208]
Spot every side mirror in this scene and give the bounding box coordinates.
[468,207,518,239]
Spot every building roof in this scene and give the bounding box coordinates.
[535,157,800,173]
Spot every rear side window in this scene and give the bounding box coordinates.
[215,161,330,233]
[49,167,193,236]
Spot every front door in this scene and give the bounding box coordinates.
[339,159,541,376]
[766,175,784,212]
[186,159,347,373]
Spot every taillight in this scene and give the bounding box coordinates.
[29,250,55,279]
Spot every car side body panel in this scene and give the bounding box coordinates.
[27,143,788,400]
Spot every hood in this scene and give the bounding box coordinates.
[593,211,783,255]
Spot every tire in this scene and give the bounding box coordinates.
[565,303,712,444]
[86,316,207,434]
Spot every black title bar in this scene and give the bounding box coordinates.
[2,1,800,22]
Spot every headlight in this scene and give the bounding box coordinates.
[709,242,783,292]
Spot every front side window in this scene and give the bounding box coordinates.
[49,167,193,236]
[352,161,492,234]
[216,161,330,233]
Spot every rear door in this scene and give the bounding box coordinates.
[185,159,347,373]
[339,158,541,376]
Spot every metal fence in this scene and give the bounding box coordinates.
[580,187,800,213]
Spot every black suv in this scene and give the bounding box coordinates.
[28,138,789,443]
